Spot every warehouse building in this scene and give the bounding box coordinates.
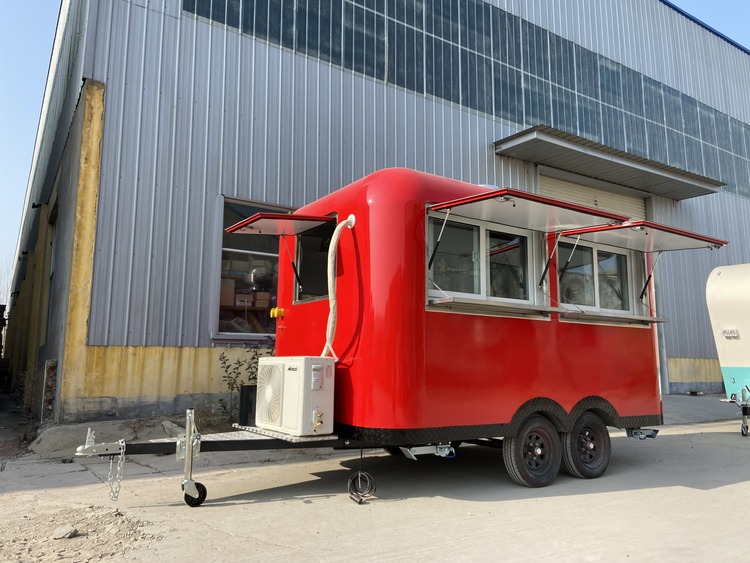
[7,0,750,421]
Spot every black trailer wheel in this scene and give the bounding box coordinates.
[183,482,207,507]
[502,415,561,487]
[561,412,611,479]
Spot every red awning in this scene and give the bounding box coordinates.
[226,213,335,236]
[429,188,627,232]
[560,221,727,252]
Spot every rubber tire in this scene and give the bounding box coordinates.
[183,482,207,507]
[384,447,402,455]
[502,415,561,488]
[561,412,611,479]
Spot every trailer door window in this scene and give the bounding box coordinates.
[558,242,630,311]
[296,220,337,302]
[430,219,480,294]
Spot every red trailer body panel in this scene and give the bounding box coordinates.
[266,169,666,439]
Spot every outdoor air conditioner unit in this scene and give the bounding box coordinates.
[255,356,336,436]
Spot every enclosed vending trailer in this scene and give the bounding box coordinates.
[77,169,727,506]
[228,168,727,488]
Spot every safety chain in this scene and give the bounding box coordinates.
[106,439,126,501]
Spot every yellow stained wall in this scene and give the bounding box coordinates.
[667,357,723,391]
[58,80,260,420]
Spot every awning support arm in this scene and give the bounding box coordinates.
[282,236,303,293]
[639,251,663,301]
[558,235,581,284]
[538,232,561,288]
[427,210,451,270]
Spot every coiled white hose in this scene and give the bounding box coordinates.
[321,214,356,360]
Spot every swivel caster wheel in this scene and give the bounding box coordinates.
[183,482,207,507]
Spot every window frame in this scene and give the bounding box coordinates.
[212,196,292,342]
[426,212,542,308]
[293,216,338,305]
[557,236,639,315]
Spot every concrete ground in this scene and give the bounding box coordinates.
[1,392,748,561]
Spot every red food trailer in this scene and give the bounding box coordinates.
[227,168,727,489]
[77,168,727,506]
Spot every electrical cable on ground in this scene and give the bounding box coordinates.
[348,446,376,504]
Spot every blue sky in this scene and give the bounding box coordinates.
[1,1,749,302]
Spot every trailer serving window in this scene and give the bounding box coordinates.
[558,221,727,323]
[426,187,629,317]
[557,241,630,311]
[428,215,535,305]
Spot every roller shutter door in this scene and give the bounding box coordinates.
[539,176,647,221]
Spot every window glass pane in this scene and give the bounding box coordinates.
[220,200,281,335]
[523,74,550,127]
[268,0,282,45]
[281,0,295,49]
[242,0,256,34]
[521,20,549,80]
[643,77,664,124]
[549,35,575,90]
[494,62,522,123]
[487,231,527,300]
[598,57,622,107]
[296,221,336,301]
[730,118,746,158]
[663,85,683,132]
[211,0,226,25]
[226,0,241,29]
[196,0,211,19]
[558,243,594,307]
[306,0,320,58]
[551,85,577,134]
[681,94,700,138]
[577,95,602,142]
[597,251,629,311]
[620,66,643,116]
[429,219,479,294]
[624,113,648,158]
[255,0,269,39]
[645,121,667,163]
[715,113,733,152]
[575,46,599,99]
[601,105,625,151]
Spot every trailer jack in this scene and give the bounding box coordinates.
[626,428,659,440]
[722,386,750,436]
[399,444,456,460]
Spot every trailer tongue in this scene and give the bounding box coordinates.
[76,169,726,506]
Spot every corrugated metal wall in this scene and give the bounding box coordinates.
[84,0,531,346]
[83,0,750,355]
[651,192,750,358]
